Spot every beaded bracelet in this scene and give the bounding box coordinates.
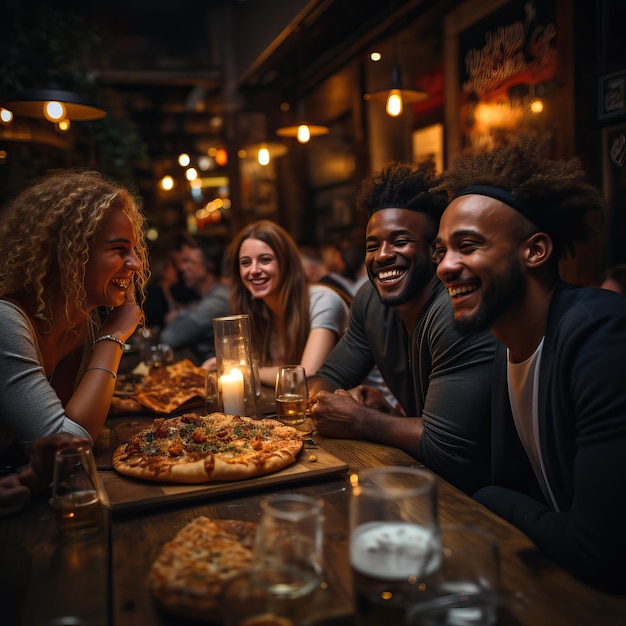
[85,366,117,380]
[94,334,125,350]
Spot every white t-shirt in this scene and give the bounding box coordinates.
[507,338,559,511]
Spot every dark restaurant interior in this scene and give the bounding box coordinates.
[1,0,625,284]
[3,3,626,625]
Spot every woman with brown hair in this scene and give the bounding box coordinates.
[227,220,348,386]
[0,169,148,465]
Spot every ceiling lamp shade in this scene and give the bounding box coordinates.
[1,88,106,121]
[276,122,329,144]
[364,64,427,117]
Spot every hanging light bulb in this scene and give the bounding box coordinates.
[386,89,403,117]
[0,107,13,124]
[364,48,427,118]
[258,147,270,166]
[43,100,66,122]
[296,124,311,143]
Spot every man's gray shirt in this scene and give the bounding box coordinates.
[316,277,496,494]
[160,283,231,363]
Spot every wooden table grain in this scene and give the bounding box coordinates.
[2,409,626,626]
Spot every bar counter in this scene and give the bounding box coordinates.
[2,411,625,626]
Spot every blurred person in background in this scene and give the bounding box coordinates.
[300,244,353,307]
[160,234,230,364]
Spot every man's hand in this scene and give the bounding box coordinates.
[346,384,399,413]
[309,389,367,438]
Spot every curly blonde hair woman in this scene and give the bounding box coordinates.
[0,169,148,463]
[226,220,348,387]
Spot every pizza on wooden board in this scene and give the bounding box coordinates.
[149,516,257,621]
[112,412,303,483]
[110,358,206,414]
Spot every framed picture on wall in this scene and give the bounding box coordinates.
[444,0,560,161]
[599,71,626,121]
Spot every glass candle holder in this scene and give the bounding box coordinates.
[213,314,257,417]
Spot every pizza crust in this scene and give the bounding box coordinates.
[112,412,303,484]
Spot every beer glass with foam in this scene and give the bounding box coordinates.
[349,466,441,626]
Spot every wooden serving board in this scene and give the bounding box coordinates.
[98,442,348,513]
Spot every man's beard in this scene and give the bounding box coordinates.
[454,259,525,335]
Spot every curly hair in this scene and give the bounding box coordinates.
[0,169,149,331]
[436,137,604,260]
[229,220,309,365]
[357,161,448,230]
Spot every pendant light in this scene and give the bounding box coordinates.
[2,88,106,122]
[364,43,427,117]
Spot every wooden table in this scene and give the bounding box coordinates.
[2,410,626,626]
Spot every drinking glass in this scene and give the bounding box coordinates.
[275,365,308,425]
[406,524,503,626]
[205,369,219,412]
[142,342,174,369]
[254,493,324,593]
[221,565,316,626]
[349,466,441,626]
[51,445,104,541]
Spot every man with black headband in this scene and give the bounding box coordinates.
[309,162,496,496]
[434,136,626,593]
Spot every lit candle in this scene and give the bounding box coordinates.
[220,367,245,415]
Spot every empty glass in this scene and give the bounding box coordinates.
[254,493,324,590]
[51,446,104,541]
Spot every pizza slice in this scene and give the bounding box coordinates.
[149,516,257,621]
[111,359,207,414]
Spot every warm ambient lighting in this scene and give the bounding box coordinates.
[244,142,288,166]
[160,175,174,191]
[1,88,106,121]
[56,118,71,132]
[297,124,310,143]
[178,153,191,167]
[365,63,427,118]
[43,101,66,122]
[0,107,13,124]
[386,89,403,117]
[530,98,544,114]
[258,147,270,166]
[220,368,245,415]
[276,122,329,144]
